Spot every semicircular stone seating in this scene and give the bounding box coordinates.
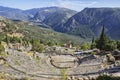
[48,55,80,69]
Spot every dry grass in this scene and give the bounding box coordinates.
[26,51,34,57]
[7,33,24,38]
[0,72,13,80]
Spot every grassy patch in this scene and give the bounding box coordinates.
[60,69,67,80]
[26,51,34,57]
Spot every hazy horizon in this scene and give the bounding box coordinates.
[0,0,120,11]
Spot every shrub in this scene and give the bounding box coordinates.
[4,35,21,44]
[47,41,55,46]
[11,36,21,43]
[81,43,90,50]
[105,40,117,51]
[117,41,120,50]
[96,75,120,80]
[31,39,44,53]
[0,44,5,54]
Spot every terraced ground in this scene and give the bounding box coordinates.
[1,47,120,80]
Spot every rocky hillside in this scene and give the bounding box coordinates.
[25,7,77,28]
[1,6,120,40]
[61,8,120,39]
[0,6,29,20]
[0,17,85,46]
[0,6,77,29]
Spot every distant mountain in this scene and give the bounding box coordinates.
[1,6,120,40]
[0,6,29,20]
[0,6,77,28]
[28,7,77,28]
[59,8,120,39]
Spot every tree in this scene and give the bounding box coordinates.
[91,36,96,49]
[31,38,44,53]
[105,40,117,51]
[96,26,108,50]
[47,41,55,46]
[11,36,21,43]
[117,41,120,50]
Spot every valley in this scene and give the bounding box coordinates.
[1,6,120,39]
[0,5,120,80]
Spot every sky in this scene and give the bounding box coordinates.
[0,0,120,11]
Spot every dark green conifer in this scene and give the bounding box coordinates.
[96,26,108,50]
[91,36,96,49]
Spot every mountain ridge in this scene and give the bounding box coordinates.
[61,8,120,39]
[1,6,120,39]
[0,6,77,29]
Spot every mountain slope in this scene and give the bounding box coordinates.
[0,6,77,29]
[0,17,85,46]
[0,6,29,20]
[29,7,77,28]
[1,6,120,40]
[61,8,120,39]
